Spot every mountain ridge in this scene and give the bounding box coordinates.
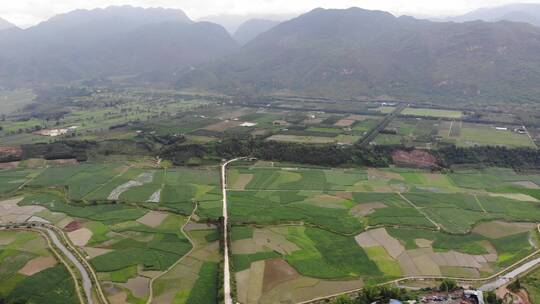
[0,6,239,86]
[177,7,540,103]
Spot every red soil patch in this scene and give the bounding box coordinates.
[64,220,84,232]
[392,150,438,168]
[204,120,241,132]
[0,146,22,160]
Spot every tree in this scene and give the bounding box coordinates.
[439,279,458,292]
[508,279,521,292]
[486,291,501,304]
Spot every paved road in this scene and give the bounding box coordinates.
[45,227,94,304]
[480,256,540,291]
[222,158,244,304]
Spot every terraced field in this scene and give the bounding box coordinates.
[226,163,540,303]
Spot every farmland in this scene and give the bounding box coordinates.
[0,87,540,304]
[225,162,540,303]
[2,157,540,303]
[0,161,223,304]
[0,230,78,303]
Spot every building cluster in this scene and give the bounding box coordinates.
[34,126,78,137]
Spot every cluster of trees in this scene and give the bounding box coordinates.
[159,137,396,167]
[330,286,414,304]
[436,146,540,170]
[6,134,540,172]
[20,141,95,161]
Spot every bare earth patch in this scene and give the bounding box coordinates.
[349,202,387,217]
[415,238,433,248]
[232,174,253,190]
[204,120,241,132]
[356,228,405,259]
[392,150,438,168]
[136,211,168,228]
[510,181,540,189]
[262,258,299,293]
[83,247,113,258]
[355,232,379,248]
[259,276,363,304]
[489,193,539,202]
[108,291,128,304]
[473,221,536,239]
[304,194,347,209]
[121,276,150,299]
[0,197,45,224]
[18,256,57,276]
[367,168,404,181]
[334,119,355,127]
[67,228,93,246]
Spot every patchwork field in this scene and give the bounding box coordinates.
[226,163,540,303]
[0,230,78,303]
[2,160,540,303]
[0,162,223,304]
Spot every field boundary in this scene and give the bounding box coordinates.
[145,203,198,304]
[297,224,540,304]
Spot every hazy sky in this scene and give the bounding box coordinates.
[3,0,540,28]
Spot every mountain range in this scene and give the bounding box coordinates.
[177,7,540,103]
[0,6,238,85]
[3,5,540,103]
[448,3,540,27]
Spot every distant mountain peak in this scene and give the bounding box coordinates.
[0,17,16,30]
[35,5,192,30]
[449,3,540,27]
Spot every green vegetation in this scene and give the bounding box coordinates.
[284,226,380,279]
[8,265,78,304]
[186,262,219,304]
[233,252,281,271]
[523,268,540,304]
